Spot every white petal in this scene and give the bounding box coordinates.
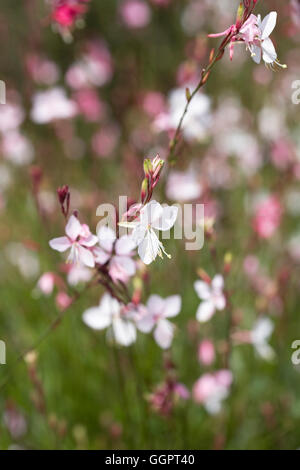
[78,245,95,268]
[82,234,98,247]
[112,318,136,346]
[251,44,262,64]
[152,205,178,231]
[262,37,277,64]
[97,226,116,253]
[65,215,82,240]
[49,236,71,252]
[260,12,277,40]
[255,342,275,361]
[140,200,163,226]
[82,306,111,330]
[212,274,224,292]
[154,319,175,349]
[131,224,147,245]
[100,293,120,317]
[196,301,215,322]
[109,255,136,280]
[115,235,136,255]
[163,295,181,318]
[147,294,165,314]
[137,313,155,333]
[214,294,226,311]
[138,230,160,265]
[194,280,211,300]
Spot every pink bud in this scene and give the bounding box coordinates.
[198,340,215,366]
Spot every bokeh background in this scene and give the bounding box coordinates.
[1,0,300,450]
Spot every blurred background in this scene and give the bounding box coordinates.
[0,0,300,450]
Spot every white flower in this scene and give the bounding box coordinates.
[166,167,202,202]
[31,87,77,124]
[137,294,181,349]
[194,274,226,322]
[82,294,137,347]
[121,200,178,265]
[250,317,275,361]
[250,12,286,69]
[49,215,98,268]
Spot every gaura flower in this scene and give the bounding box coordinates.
[82,293,137,346]
[193,370,233,415]
[119,200,178,265]
[49,214,98,268]
[194,274,226,322]
[250,317,275,361]
[137,294,181,349]
[94,226,136,283]
[249,12,286,69]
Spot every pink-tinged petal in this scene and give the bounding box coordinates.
[137,313,155,333]
[147,294,165,315]
[154,319,175,349]
[194,280,211,300]
[196,301,215,323]
[112,317,136,346]
[82,306,111,330]
[81,234,98,247]
[138,230,160,265]
[140,200,163,226]
[163,295,181,318]
[214,294,226,311]
[93,246,111,265]
[109,255,136,283]
[152,205,178,231]
[97,225,116,253]
[215,370,233,388]
[262,37,277,64]
[49,236,71,252]
[212,274,224,292]
[78,245,95,268]
[65,215,82,240]
[260,11,277,40]
[115,235,136,255]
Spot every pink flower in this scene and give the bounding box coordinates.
[37,272,56,295]
[193,370,233,414]
[52,1,90,29]
[67,263,93,286]
[137,294,181,349]
[198,339,215,366]
[253,195,282,239]
[56,291,73,310]
[49,214,98,267]
[120,0,151,29]
[194,275,226,323]
[95,226,136,283]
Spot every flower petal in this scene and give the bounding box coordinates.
[194,280,211,300]
[212,274,224,292]
[82,306,112,330]
[115,235,136,255]
[65,215,82,240]
[163,295,181,318]
[97,225,116,253]
[137,313,155,333]
[154,319,175,349]
[140,200,163,226]
[93,246,111,265]
[262,37,277,64]
[78,245,95,268]
[152,204,178,231]
[260,11,277,40]
[112,317,136,346]
[196,301,215,322]
[49,236,71,252]
[138,230,160,265]
[251,44,262,64]
[82,234,98,247]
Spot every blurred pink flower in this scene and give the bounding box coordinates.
[67,263,93,286]
[198,339,215,366]
[194,275,226,323]
[193,370,233,414]
[92,125,120,158]
[141,91,166,117]
[56,291,73,310]
[137,294,181,349]
[253,195,282,239]
[31,88,77,124]
[74,88,104,122]
[49,214,98,267]
[120,0,151,29]
[37,272,56,295]
[166,168,202,202]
